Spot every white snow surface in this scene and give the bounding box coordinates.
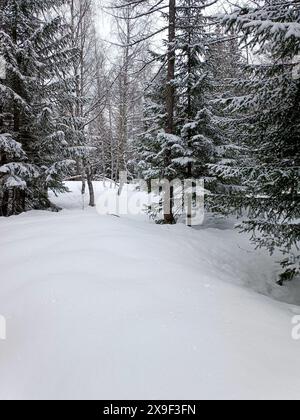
[0,181,300,400]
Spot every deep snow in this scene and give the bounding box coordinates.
[0,182,300,400]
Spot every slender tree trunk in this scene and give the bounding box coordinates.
[108,97,115,181]
[186,1,193,227]
[1,190,9,217]
[121,16,130,173]
[11,14,26,215]
[0,0,6,216]
[87,167,95,207]
[164,0,176,224]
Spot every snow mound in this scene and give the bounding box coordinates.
[0,181,299,400]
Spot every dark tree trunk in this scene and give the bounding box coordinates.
[186,1,193,227]
[1,191,9,217]
[164,0,176,224]
[87,167,95,207]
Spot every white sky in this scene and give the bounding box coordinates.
[93,0,241,63]
[94,0,236,37]
[95,0,114,39]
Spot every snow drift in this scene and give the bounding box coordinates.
[0,182,299,400]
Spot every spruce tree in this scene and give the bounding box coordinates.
[136,0,224,223]
[206,27,249,201]
[0,0,74,216]
[175,0,215,181]
[218,1,300,282]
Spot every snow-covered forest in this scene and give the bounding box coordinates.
[0,0,299,401]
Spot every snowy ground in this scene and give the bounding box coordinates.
[0,181,300,400]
